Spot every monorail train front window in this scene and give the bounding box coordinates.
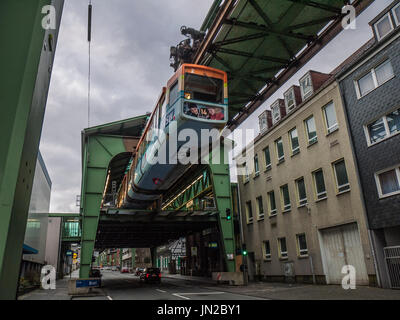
[183,102,225,121]
[184,73,223,104]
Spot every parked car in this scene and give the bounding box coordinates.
[121,267,130,273]
[135,267,144,276]
[140,267,161,283]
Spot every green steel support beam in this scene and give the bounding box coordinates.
[131,248,136,268]
[150,247,157,267]
[0,0,64,300]
[79,134,130,279]
[208,145,236,272]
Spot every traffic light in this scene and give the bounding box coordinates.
[242,244,248,256]
[226,208,232,220]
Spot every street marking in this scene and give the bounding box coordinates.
[172,293,191,300]
[107,296,113,300]
[156,289,167,293]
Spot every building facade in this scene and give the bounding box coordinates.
[338,0,400,289]
[237,69,376,285]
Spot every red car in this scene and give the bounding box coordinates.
[121,267,130,273]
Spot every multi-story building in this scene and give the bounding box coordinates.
[337,0,400,289]
[19,151,52,289]
[236,64,377,285]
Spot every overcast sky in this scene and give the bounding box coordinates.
[40,0,393,213]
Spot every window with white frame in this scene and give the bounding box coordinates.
[393,3,400,26]
[333,159,350,193]
[313,169,327,200]
[263,241,271,260]
[280,184,291,212]
[278,237,288,259]
[264,146,271,171]
[271,101,281,124]
[246,201,253,222]
[268,191,277,216]
[356,60,394,98]
[366,108,400,145]
[300,74,313,100]
[305,116,318,145]
[289,127,300,155]
[296,234,308,257]
[323,102,338,134]
[375,166,400,198]
[296,177,307,206]
[284,88,296,112]
[374,12,394,41]
[256,196,264,219]
[254,154,259,176]
[259,111,268,132]
[275,137,285,162]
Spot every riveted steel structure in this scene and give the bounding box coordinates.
[194,0,375,130]
[0,0,64,299]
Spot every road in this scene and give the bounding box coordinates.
[96,270,264,300]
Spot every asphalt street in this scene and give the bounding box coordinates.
[97,270,265,300]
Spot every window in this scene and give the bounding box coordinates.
[305,116,318,145]
[300,74,313,100]
[296,234,308,257]
[184,73,223,104]
[366,108,400,145]
[374,13,394,41]
[169,81,179,106]
[268,191,277,216]
[272,101,281,124]
[313,169,327,200]
[356,60,394,98]
[278,237,288,259]
[323,102,338,134]
[393,3,400,26]
[289,128,300,155]
[264,147,271,171]
[333,160,350,193]
[259,112,268,132]
[254,155,259,176]
[284,88,296,112]
[296,177,307,207]
[256,196,264,220]
[243,163,249,183]
[275,137,285,163]
[246,201,253,223]
[280,184,291,212]
[263,241,271,260]
[375,167,400,198]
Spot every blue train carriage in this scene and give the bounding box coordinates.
[122,64,228,208]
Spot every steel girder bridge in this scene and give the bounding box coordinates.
[0,0,375,299]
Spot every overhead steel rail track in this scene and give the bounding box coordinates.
[193,0,375,131]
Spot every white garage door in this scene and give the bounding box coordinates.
[320,223,368,285]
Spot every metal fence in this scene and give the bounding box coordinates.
[384,246,400,289]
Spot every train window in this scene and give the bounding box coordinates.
[184,73,223,104]
[169,81,179,106]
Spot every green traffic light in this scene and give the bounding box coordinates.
[242,250,248,256]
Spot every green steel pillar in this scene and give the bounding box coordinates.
[79,134,130,279]
[0,0,64,299]
[208,144,236,272]
[150,247,157,267]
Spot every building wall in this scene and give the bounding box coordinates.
[237,81,375,284]
[23,152,52,265]
[339,33,400,230]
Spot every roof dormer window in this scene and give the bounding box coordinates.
[299,74,313,100]
[284,88,296,113]
[374,12,394,41]
[271,101,281,124]
[259,111,268,132]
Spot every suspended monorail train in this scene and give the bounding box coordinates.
[117,64,228,208]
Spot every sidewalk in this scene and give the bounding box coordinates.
[18,270,106,300]
[162,273,400,300]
